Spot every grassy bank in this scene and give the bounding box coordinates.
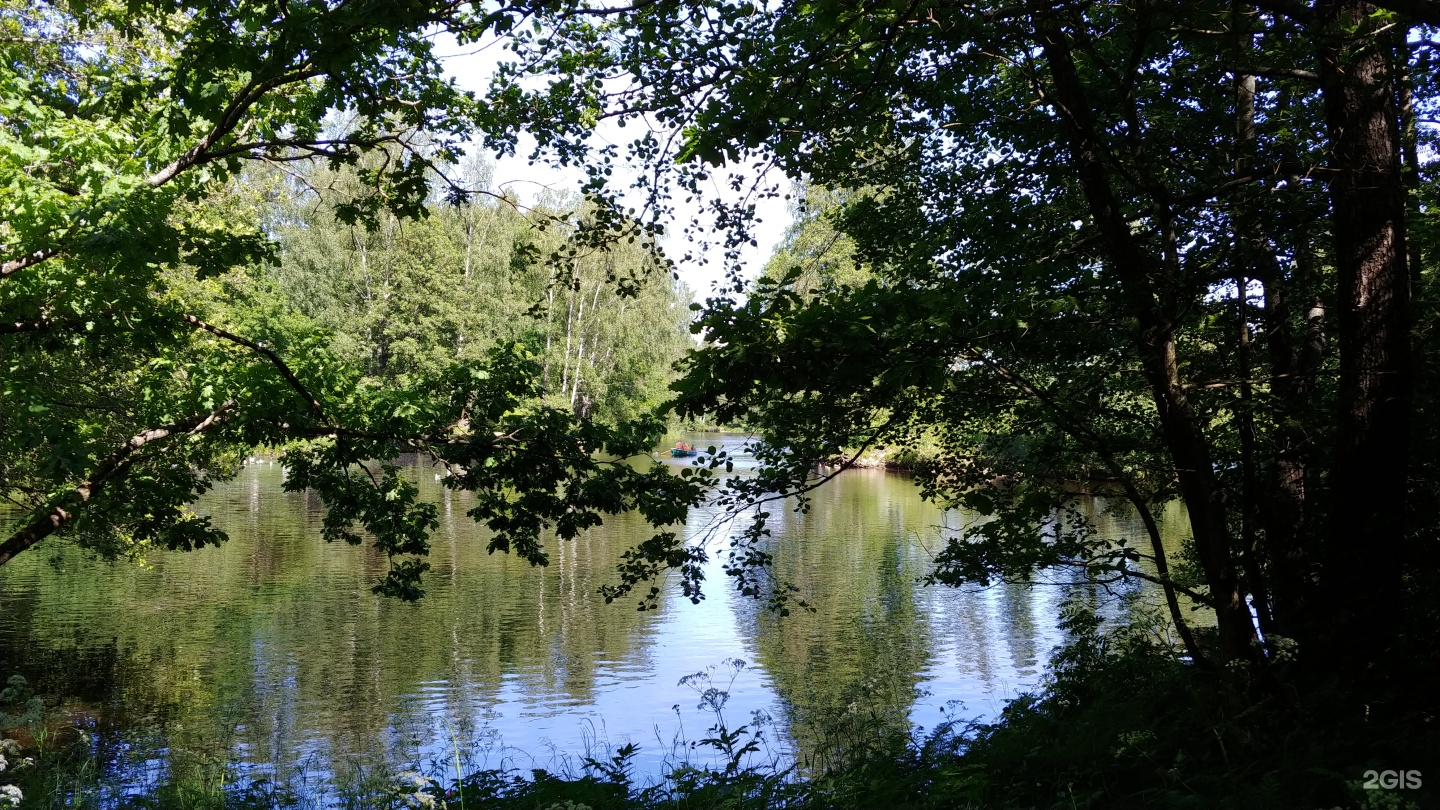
[829,437,944,472]
[6,608,1435,810]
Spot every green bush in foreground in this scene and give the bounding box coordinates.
[957,609,1437,810]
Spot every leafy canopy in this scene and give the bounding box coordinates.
[1,0,711,603]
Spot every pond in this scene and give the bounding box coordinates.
[0,432,1189,801]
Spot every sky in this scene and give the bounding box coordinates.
[432,33,794,301]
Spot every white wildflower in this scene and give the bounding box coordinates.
[0,783,21,807]
[395,771,437,809]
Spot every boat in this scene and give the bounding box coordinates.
[670,447,698,457]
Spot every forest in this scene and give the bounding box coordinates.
[3,0,1440,808]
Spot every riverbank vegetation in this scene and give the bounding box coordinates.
[5,0,1440,808]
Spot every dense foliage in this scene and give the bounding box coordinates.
[493,0,1439,664]
[8,0,1440,805]
[0,0,703,601]
[474,0,1440,787]
[260,160,693,421]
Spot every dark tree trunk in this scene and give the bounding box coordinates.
[1039,21,1260,665]
[1253,82,1325,641]
[1259,231,1325,638]
[1232,7,1273,637]
[1314,0,1413,674]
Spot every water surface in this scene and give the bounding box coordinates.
[0,433,1187,796]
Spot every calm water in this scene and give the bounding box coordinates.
[0,432,1187,796]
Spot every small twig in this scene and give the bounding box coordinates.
[183,314,329,423]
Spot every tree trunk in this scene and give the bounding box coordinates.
[571,276,605,409]
[1259,231,1324,638]
[463,217,474,280]
[1395,30,1424,302]
[541,280,557,391]
[560,281,577,397]
[1256,80,1324,639]
[1314,0,1413,673]
[1039,21,1260,664]
[1231,11,1273,636]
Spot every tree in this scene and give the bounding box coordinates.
[756,186,869,298]
[491,0,1440,697]
[0,0,706,600]
[259,160,695,421]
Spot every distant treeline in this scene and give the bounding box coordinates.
[253,158,694,423]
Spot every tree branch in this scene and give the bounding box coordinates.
[3,68,323,281]
[969,349,1209,666]
[1224,63,1321,82]
[0,315,64,335]
[199,134,402,164]
[183,314,329,423]
[1052,558,1220,609]
[143,67,323,188]
[0,400,237,567]
[1,247,59,279]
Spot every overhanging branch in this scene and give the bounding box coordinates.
[0,400,237,567]
[968,349,1209,666]
[1,248,58,278]
[0,315,63,334]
